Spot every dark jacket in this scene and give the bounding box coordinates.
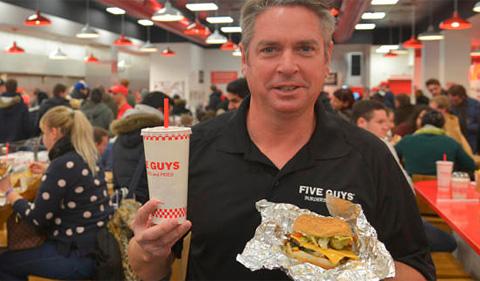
[111,113,162,203]
[36,96,71,133]
[12,137,113,256]
[0,92,32,143]
[450,97,480,153]
[81,101,114,130]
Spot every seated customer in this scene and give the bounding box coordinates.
[395,109,475,175]
[0,106,113,281]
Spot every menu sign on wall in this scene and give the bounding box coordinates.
[211,71,238,84]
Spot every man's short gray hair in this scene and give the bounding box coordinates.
[240,0,335,58]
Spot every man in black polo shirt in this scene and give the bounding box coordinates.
[127,0,435,280]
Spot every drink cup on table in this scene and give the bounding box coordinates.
[141,98,191,224]
[436,160,453,191]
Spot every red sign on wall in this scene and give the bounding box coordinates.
[211,71,238,84]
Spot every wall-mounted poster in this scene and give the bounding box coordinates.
[324,72,338,86]
[211,71,238,85]
[152,80,186,98]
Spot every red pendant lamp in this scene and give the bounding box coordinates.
[403,5,422,49]
[220,40,238,51]
[330,7,339,17]
[24,10,51,26]
[161,47,176,57]
[5,41,25,54]
[440,0,471,30]
[384,50,398,58]
[114,15,134,46]
[184,20,210,36]
[84,53,99,63]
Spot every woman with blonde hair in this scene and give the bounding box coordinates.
[0,106,113,280]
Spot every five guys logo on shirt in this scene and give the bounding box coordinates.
[145,161,180,178]
[299,185,356,203]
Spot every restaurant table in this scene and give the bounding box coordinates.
[414,180,480,254]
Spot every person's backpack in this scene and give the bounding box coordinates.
[92,227,124,281]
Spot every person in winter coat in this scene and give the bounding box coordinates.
[395,109,475,175]
[0,79,32,143]
[448,84,480,153]
[36,84,71,134]
[81,88,114,130]
[110,91,167,203]
[0,106,113,280]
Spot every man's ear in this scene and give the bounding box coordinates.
[356,117,367,129]
[240,43,248,76]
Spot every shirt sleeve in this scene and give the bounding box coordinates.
[372,144,436,281]
[13,158,68,228]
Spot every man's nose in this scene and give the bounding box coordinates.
[276,50,299,75]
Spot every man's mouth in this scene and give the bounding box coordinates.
[273,85,301,92]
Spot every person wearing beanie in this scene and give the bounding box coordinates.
[109,84,132,120]
[70,81,89,101]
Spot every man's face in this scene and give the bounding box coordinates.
[96,136,109,156]
[225,92,243,111]
[241,6,332,114]
[357,110,389,139]
[429,101,446,114]
[448,94,463,106]
[427,84,442,97]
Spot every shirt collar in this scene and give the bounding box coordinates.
[216,96,351,160]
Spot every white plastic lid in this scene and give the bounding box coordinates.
[141,126,192,136]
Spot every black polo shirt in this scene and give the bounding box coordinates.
[184,97,435,280]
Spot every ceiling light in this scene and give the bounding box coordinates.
[403,36,422,49]
[139,41,158,53]
[418,25,444,41]
[375,45,398,53]
[392,46,409,55]
[84,53,99,63]
[330,8,339,17]
[106,7,125,15]
[49,47,68,60]
[161,47,176,57]
[114,34,134,46]
[206,29,227,44]
[384,50,398,57]
[138,19,154,26]
[206,16,234,24]
[151,1,183,22]
[221,26,242,33]
[5,41,25,54]
[371,0,399,5]
[184,21,211,36]
[439,11,472,30]
[474,1,480,12]
[355,23,376,30]
[185,3,218,11]
[24,10,51,26]
[232,49,241,57]
[76,24,99,38]
[362,12,386,20]
[471,49,480,57]
[220,40,238,51]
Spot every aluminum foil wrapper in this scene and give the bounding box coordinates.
[236,195,395,281]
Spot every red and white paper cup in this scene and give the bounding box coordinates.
[141,126,191,224]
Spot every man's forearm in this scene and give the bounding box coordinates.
[128,238,173,281]
[388,261,427,281]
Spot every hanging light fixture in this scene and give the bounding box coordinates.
[76,0,99,38]
[384,50,398,57]
[330,7,339,17]
[392,27,408,55]
[184,20,210,36]
[151,1,183,22]
[24,0,51,27]
[140,26,158,53]
[84,53,99,63]
[232,48,241,57]
[419,0,443,41]
[49,47,68,60]
[114,15,134,46]
[206,29,227,44]
[161,47,176,56]
[474,1,480,12]
[384,25,398,58]
[5,41,25,54]
[220,40,238,51]
[403,4,422,49]
[440,0,472,30]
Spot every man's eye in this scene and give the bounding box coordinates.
[297,46,315,54]
[261,46,277,54]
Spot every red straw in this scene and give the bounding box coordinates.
[5,143,9,161]
[164,98,169,128]
[443,153,447,161]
